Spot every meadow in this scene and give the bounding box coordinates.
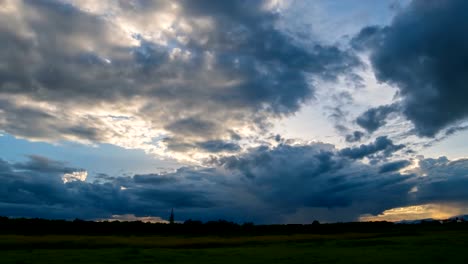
[1,227,468,264]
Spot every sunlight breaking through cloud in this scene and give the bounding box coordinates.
[360,203,468,222]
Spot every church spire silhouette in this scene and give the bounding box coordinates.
[169,208,174,224]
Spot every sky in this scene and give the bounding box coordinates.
[1,0,468,224]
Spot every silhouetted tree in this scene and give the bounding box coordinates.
[169,208,174,224]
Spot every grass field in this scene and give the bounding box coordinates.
[1,229,468,264]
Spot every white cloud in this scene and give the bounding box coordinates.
[62,171,88,183]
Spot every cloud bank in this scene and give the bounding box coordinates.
[1,140,467,223]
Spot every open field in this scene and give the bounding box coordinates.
[1,228,468,264]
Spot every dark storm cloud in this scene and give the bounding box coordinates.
[0,0,359,152]
[353,0,468,137]
[2,144,468,223]
[0,156,76,208]
[212,143,415,219]
[339,136,405,160]
[356,104,399,133]
[0,155,218,220]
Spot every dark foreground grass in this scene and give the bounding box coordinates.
[1,230,467,264]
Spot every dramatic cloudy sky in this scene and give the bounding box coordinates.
[1,0,468,223]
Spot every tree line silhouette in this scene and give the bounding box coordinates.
[1,216,465,236]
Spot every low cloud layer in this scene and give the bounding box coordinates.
[1,141,467,223]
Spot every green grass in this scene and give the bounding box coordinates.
[1,230,467,263]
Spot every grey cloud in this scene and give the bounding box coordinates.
[132,188,215,209]
[353,0,468,137]
[328,106,349,133]
[0,99,117,142]
[379,160,411,173]
[356,104,399,133]
[417,156,450,171]
[13,155,79,174]
[197,140,241,153]
[345,131,365,143]
[324,91,355,134]
[445,125,468,137]
[164,118,220,139]
[162,138,196,153]
[420,125,468,149]
[93,173,117,183]
[351,26,387,52]
[0,159,12,173]
[339,136,405,160]
[133,174,178,185]
[162,138,241,154]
